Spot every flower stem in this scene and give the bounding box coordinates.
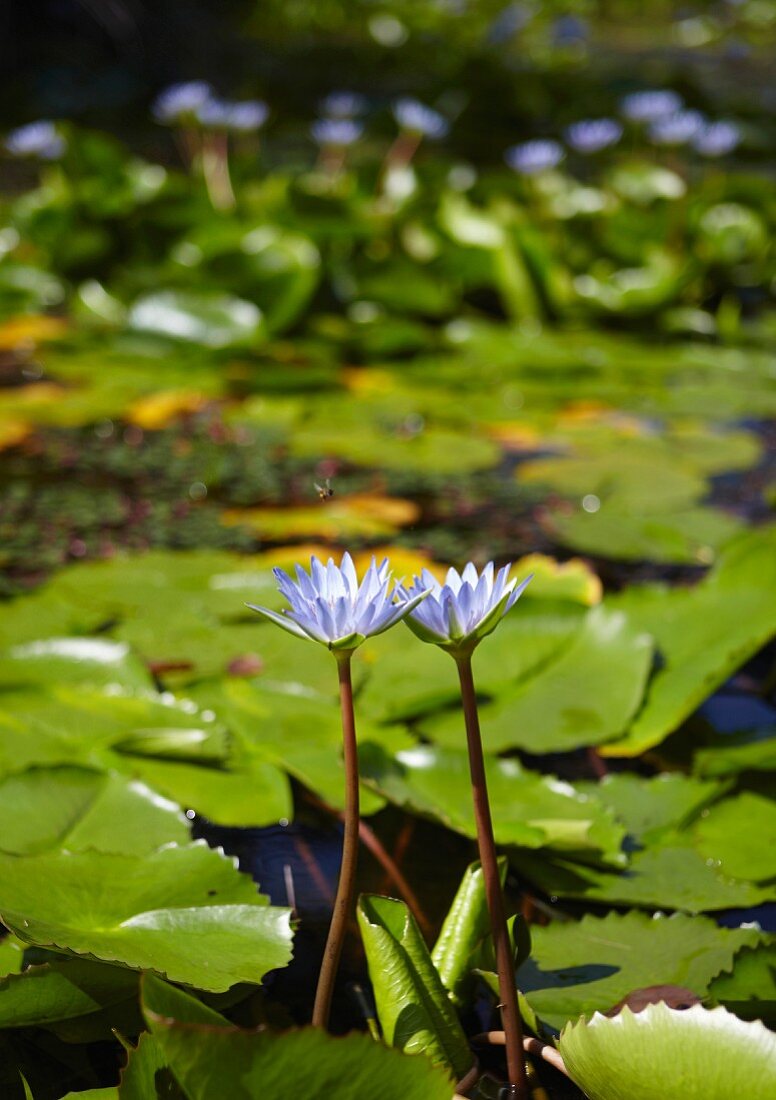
[455,654,528,1100]
[312,651,360,1029]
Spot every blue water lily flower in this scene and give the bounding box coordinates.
[152,81,214,124]
[693,120,741,157]
[5,121,65,160]
[620,89,683,123]
[566,118,623,154]
[392,98,449,139]
[248,552,427,652]
[320,91,368,118]
[505,139,564,175]
[311,118,364,146]
[397,562,532,654]
[648,109,705,146]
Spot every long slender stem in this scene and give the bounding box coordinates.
[312,652,360,1029]
[456,654,528,1100]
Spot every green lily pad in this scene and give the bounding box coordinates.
[145,1018,456,1100]
[603,529,776,757]
[690,793,776,883]
[0,766,189,856]
[0,842,293,991]
[708,942,776,1025]
[0,638,153,691]
[0,937,26,978]
[515,911,762,1032]
[360,744,626,867]
[576,773,724,843]
[558,1003,776,1100]
[192,678,413,816]
[419,607,653,753]
[359,600,585,723]
[126,290,266,350]
[357,894,472,1079]
[515,842,773,913]
[290,425,499,474]
[694,731,776,778]
[545,504,743,565]
[0,958,139,1033]
[0,685,292,828]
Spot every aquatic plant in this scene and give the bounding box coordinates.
[247,553,426,1028]
[398,562,532,1098]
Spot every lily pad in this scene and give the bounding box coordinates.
[145,1017,456,1100]
[0,842,293,991]
[0,766,189,856]
[127,291,266,350]
[515,842,774,913]
[222,493,420,541]
[0,639,153,691]
[708,942,776,1025]
[602,529,776,757]
[575,773,723,843]
[690,793,776,883]
[0,958,139,1034]
[360,744,626,867]
[515,911,762,1032]
[419,607,652,753]
[558,1003,776,1100]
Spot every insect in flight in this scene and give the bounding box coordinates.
[314,477,334,501]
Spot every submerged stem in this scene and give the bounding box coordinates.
[455,653,528,1100]
[312,651,360,1029]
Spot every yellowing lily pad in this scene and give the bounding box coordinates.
[222,493,420,541]
[516,553,602,606]
[126,390,210,429]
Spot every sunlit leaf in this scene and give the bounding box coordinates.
[559,1003,776,1100]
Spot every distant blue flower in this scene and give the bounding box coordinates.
[152,81,213,124]
[392,98,449,139]
[620,90,683,123]
[552,14,589,45]
[247,553,427,652]
[196,98,268,132]
[397,562,532,654]
[649,109,705,146]
[5,121,64,160]
[320,91,368,118]
[311,118,364,146]
[566,118,623,154]
[505,139,564,175]
[693,120,741,157]
[486,3,532,46]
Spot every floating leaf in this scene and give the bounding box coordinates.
[222,493,420,540]
[515,911,762,1032]
[0,638,153,691]
[126,390,209,429]
[0,842,293,991]
[145,1018,456,1100]
[360,744,626,867]
[690,793,776,883]
[544,503,742,565]
[708,942,776,1025]
[0,766,189,856]
[576,773,723,843]
[192,678,412,815]
[0,958,139,1034]
[420,607,652,753]
[357,894,472,1078]
[602,529,776,756]
[127,291,266,350]
[559,1003,776,1100]
[515,843,773,913]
